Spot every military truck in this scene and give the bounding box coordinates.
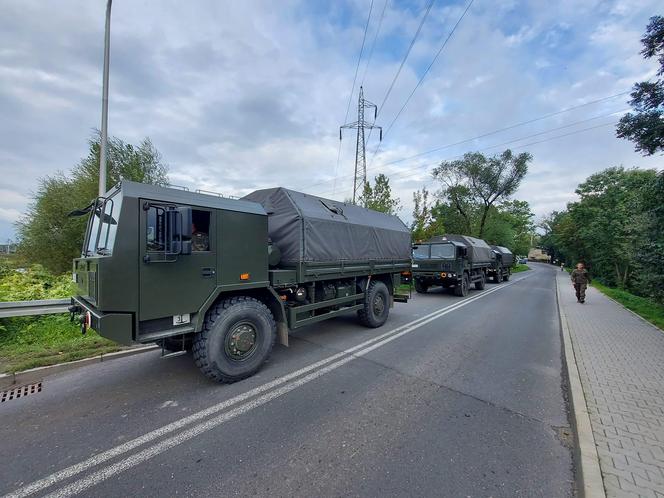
[487,245,514,283]
[411,235,493,296]
[69,181,411,383]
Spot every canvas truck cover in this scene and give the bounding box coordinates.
[243,188,411,264]
[491,245,514,267]
[427,234,494,264]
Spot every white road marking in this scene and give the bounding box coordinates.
[6,273,533,498]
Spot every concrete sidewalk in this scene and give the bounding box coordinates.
[557,271,664,498]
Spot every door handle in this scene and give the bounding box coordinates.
[201,267,216,278]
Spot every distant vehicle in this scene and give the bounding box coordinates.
[411,234,494,296]
[487,245,513,283]
[518,257,528,264]
[69,181,411,383]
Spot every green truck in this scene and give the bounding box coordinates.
[69,181,411,383]
[487,245,514,283]
[411,235,493,296]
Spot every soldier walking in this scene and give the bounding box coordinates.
[571,262,591,303]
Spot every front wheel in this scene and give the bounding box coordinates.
[453,274,470,297]
[494,267,503,283]
[475,272,486,290]
[358,280,390,328]
[193,296,276,383]
[414,279,429,294]
[503,270,511,281]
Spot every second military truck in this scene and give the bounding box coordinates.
[411,235,494,296]
[70,181,411,383]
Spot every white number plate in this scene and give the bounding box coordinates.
[173,314,190,326]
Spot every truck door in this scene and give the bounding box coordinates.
[139,201,217,324]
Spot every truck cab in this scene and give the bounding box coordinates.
[411,235,493,297]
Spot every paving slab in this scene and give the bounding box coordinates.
[557,271,664,498]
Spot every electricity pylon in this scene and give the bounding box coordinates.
[340,86,382,203]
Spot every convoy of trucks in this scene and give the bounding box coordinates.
[69,181,519,383]
[411,235,514,296]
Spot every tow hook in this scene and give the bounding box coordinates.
[68,304,81,323]
[79,311,91,335]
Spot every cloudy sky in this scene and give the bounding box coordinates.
[1,0,662,242]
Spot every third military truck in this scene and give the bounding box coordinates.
[411,235,495,296]
[69,181,411,383]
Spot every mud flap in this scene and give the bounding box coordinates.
[278,321,289,347]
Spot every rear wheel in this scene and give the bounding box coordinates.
[358,280,390,328]
[454,273,470,297]
[414,279,429,294]
[475,272,486,290]
[193,296,276,383]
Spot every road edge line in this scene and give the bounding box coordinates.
[556,273,605,498]
[0,346,160,390]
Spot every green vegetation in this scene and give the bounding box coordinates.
[358,173,401,215]
[410,150,535,256]
[0,260,121,373]
[592,282,664,331]
[16,132,169,274]
[512,264,530,273]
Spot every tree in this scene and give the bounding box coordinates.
[411,187,441,241]
[17,133,169,274]
[357,173,401,215]
[432,150,531,238]
[616,16,664,155]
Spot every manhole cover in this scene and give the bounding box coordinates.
[1,382,42,403]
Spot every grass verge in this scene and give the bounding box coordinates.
[0,314,123,374]
[512,264,530,273]
[592,282,664,331]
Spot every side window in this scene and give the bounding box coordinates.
[146,206,166,251]
[192,210,211,252]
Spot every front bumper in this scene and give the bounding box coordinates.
[70,296,134,345]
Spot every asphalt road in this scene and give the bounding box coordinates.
[0,263,573,497]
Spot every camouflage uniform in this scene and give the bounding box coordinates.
[571,268,591,303]
[192,231,209,251]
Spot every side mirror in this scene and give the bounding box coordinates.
[166,207,192,255]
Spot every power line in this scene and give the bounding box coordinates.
[315,114,623,198]
[360,0,389,87]
[333,0,375,195]
[314,90,630,193]
[369,0,474,164]
[376,91,631,167]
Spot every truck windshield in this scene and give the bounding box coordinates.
[412,245,430,259]
[83,188,122,256]
[430,243,455,259]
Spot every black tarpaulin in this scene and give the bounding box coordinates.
[491,245,514,266]
[243,188,411,264]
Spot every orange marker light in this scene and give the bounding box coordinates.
[240,273,250,281]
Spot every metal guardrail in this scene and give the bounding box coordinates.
[0,299,70,318]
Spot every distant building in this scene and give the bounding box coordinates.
[528,247,550,262]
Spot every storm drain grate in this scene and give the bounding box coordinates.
[1,382,42,403]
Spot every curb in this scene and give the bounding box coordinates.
[0,345,159,390]
[556,274,606,498]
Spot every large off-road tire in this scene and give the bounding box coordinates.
[453,273,470,297]
[494,267,503,283]
[358,280,390,328]
[193,296,276,383]
[475,272,486,290]
[503,269,511,281]
[414,279,429,294]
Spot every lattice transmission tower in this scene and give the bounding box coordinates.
[340,86,382,203]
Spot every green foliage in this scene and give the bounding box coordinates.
[512,263,530,273]
[0,261,120,373]
[432,149,531,238]
[616,16,664,155]
[593,281,664,331]
[411,187,442,241]
[16,132,169,274]
[545,167,663,302]
[358,173,401,215]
